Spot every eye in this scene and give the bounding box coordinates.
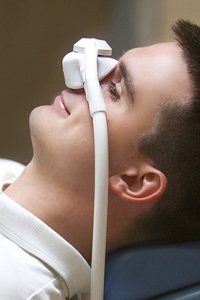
[108,81,120,101]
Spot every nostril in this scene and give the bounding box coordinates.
[75,88,85,95]
[66,87,85,94]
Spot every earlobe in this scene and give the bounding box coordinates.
[109,168,167,203]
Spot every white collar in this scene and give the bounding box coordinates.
[0,191,91,296]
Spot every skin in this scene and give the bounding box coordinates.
[5,42,192,261]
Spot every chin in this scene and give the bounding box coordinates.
[29,106,54,155]
[30,105,49,126]
[29,105,54,135]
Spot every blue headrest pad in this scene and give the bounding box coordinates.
[104,242,200,300]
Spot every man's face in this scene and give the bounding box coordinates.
[29,42,191,204]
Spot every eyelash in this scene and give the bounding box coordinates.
[108,81,120,101]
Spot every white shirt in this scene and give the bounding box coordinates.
[0,191,91,299]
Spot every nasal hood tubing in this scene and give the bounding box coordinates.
[62,38,118,300]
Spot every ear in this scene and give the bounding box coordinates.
[109,166,167,203]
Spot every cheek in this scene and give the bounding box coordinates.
[59,125,95,171]
[30,105,95,180]
[54,118,95,194]
[107,114,135,175]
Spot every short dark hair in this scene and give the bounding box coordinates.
[132,19,200,245]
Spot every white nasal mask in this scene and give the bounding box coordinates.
[62,38,118,89]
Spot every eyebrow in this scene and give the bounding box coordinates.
[119,61,135,104]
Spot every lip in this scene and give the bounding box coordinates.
[54,94,70,116]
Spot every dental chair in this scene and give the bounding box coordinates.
[104,242,200,300]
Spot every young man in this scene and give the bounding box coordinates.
[0,19,200,299]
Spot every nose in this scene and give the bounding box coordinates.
[65,86,85,95]
[63,87,87,108]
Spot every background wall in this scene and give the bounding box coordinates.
[1,0,200,165]
[0,1,108,164]
[159,0,200,42]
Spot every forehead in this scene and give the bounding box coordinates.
[119,42,192,104]
[121,42,182,63]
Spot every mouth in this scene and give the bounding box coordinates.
[60,97,70,114]
[54,94,70,116]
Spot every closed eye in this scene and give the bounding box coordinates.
[108,81,120,101]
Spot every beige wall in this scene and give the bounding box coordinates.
[129,0,200,47]
[159,0,200,41]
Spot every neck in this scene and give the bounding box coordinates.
[4,160,94,261]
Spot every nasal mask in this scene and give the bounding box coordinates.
[62,38,118,300]
[62,38,117,114]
